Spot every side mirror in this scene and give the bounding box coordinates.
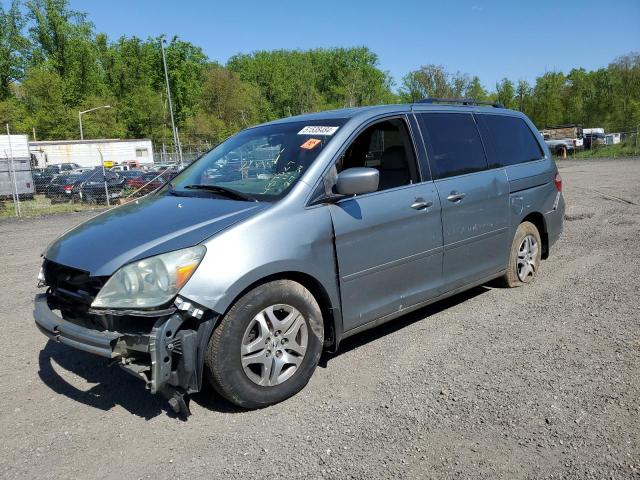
[335,167,379,196]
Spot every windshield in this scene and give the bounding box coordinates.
[169,119,346,201]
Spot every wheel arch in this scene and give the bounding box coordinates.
[217,270,342,351]
[521,212,549,259]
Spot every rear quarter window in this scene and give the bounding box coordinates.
[476,114,543,168]
[417,113,488,179]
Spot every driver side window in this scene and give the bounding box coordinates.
[333,118,418,193]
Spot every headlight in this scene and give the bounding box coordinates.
[91,246,206,309]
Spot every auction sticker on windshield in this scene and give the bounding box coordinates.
[298,126,339,136]
[300,138,322,150]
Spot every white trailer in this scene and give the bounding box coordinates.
[29,138,154,169]
[1,134,35,199]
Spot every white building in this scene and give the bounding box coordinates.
[29,138,154,169]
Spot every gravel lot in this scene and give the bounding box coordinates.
[1,158,639,479]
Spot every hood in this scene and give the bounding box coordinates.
[44,194,269,276]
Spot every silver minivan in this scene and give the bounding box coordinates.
[34,100,565,415]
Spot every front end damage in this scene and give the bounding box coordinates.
[33,260,218,417]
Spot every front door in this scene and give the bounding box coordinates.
[327,117,443,332]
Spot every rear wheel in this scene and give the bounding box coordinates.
[501,221,542,287]
[205,280,324,408]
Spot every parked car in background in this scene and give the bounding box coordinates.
[127,169,178,193]
[542,135,576,157]
[116,169,145,187]
[34,163,82,193]
[35,99,565,416]
[44,163,81,175]
[71,168,127,204]
[539,125,583,154]
[32,168,50,193]
[44,172,82,203]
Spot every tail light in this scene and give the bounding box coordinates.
[554,172,562,192]
[63,185,73,192]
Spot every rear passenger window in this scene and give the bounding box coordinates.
[417,113,487,179]
[477,114,543,167]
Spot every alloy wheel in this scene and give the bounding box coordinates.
[240,304,308,386]
[517,234,538,281]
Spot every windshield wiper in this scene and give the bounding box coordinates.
[182,184,257,202]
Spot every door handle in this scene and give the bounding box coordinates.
[411,198,433,210]
[447,191,466,202]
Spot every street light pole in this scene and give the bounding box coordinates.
[160,36,183,168]
[79,105,111,140]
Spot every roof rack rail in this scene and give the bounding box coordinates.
[417,98,504,108]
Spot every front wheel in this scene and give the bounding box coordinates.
[205,280,324,408]
[501,221,542,287]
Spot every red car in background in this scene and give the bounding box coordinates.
[116,170,145,187]
[127,169,178,194]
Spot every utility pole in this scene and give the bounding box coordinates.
[160,36,183,168]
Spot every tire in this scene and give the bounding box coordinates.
[501,221,542,288]
[205,280,324,409]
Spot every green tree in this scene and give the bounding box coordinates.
[399,64,452,101]
[184,65,264,144]
[26,0,106,104]
[162,36,208,122]
[0,0,29,99]
[466,76,488,101]
[563,68,592,126]
[608,53,640,131]
[20,67,76,138]
[228,47,394,119]
[495,78,515,109]
[515,79,531,114]
[531,72,566,128]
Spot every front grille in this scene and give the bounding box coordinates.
[43,259,106,308]
[42,259,163,335]
[43,259,109,329]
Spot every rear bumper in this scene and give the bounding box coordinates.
[34,293,216,397]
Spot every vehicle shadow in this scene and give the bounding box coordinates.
[319,285,492,367]
[37,341,173,419]
[37,284,493,419]
[38,338,243,419]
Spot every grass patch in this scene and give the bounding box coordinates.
[0,194,105,219]
[571,138,639,159]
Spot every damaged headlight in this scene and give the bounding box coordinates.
[91,246,206,309]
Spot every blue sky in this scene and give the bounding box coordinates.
[67,0,639,91]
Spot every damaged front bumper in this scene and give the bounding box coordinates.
[33,293,217,415]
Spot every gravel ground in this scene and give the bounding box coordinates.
[0,158,638,480]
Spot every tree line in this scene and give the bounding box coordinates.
[1,0,638,150]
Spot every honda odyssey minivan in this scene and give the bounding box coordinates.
[34,99,565,415]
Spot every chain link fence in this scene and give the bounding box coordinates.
[2,129,639,219]
[0,143,213,220]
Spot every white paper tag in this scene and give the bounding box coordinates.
[298,126,339,136]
